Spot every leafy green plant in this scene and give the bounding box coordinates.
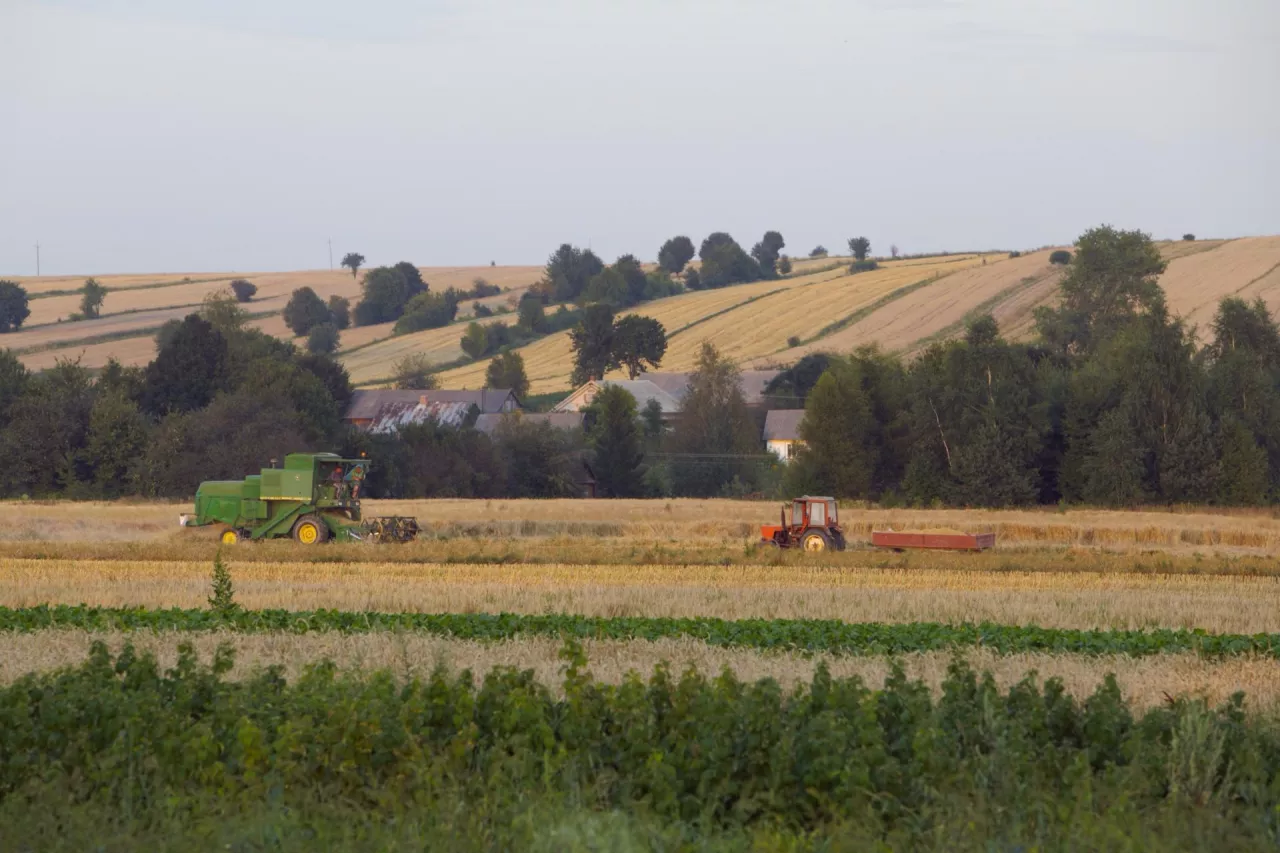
[208,552,237,615]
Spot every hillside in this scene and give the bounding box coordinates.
[6,236,1280,393]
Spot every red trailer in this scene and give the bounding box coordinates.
[871,530,996,551]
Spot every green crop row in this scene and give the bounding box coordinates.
[1,640,1278,850]
[4,604,1279,658]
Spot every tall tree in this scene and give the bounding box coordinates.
[699,237,761,288]
[612,316,667,379]
[540,244,604,303]
[199,289,248,336]
[282,287,332,337]
[341,252,365,279]
[658,236,696,274]
[355,266,419,326]
[141,315,230,416]
[0,348,29,426]
[569,304,617,385]
[485,351,530,398]
[847,237,871,261]
[1034,225,1166,356]
[750,231,786,278]
[82,389,150,497]
[79,278,107,319]
[306,323,340,355]
[666,342,762,496]
[327,295,351,330]
[587,384,645,497]
[0,281,31,332]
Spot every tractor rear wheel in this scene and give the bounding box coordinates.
[292,515,329,545]
[220,528,241,545]
[801,530,831,553]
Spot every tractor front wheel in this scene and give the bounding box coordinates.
[292,515,330,545]
[801,530,831,553]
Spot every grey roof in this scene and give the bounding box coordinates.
[473,411,586,436]
[365,400,475,434]
[763,409,805,442]
[346,388,516,421]
[639,371,781,406]
[553,370,783,415]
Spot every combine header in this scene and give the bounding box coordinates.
[180,452,419,544]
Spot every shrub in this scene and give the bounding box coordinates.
[787,335,802,348]
[391,353,438,390]
[394,292,458,334]
[809,245,828,258]
[229,279,257,302]
[283,287,331,337]
[777,255,793,275]
[1009,250,1022,258]
[474,302,493,317]
[1183,233,1196,241]
[306,322,340,355]
[327,296,350,330]
[1049,250,1072,265]
[848,259,879,274]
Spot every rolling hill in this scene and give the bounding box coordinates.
[6,236,1280,397]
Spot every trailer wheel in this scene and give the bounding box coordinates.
[220,528,241,545]
[801,530,831,553]
[292,515,329,545]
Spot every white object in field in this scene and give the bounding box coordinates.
[179,514,191,527]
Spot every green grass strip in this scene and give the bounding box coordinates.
[3,605,1276,658]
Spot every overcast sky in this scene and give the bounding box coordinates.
[2,0,1277,275]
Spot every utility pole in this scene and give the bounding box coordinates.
[328,238,333,270]
[35,242,40,277]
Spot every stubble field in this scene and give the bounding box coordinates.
[4,497,1280,712]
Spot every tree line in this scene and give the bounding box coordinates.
[780,226,1278,506]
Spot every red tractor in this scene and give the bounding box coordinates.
[760,496,846,552]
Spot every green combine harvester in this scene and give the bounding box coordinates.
[181,452,420,544]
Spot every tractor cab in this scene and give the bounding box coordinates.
[760,495,846,552]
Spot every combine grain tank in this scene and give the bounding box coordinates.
[180,452,419,544]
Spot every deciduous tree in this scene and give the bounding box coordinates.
[658,236,696,274]
[485,351,529,398]
[612,315,667,379]
[569,304,617,385]
[847,237,871,262]
[341,252,365,279]
[0,281,31,332]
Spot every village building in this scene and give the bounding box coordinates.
[762,409,805,462]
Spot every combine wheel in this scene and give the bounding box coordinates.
[220,528,242,545]
[801,530,831,553]
[292,515,330,545]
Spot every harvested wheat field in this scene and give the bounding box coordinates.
[1156,236,1280,330]
[435,257,992,392]
[7,498,1280,555]
[11,265,540,370]
[6,558,1280,633]
[3,631,1277,713]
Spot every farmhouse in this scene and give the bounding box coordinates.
[345,389,519,430]
[763,409,805,462]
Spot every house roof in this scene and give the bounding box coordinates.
[346,388,516,421]
[552,370,782,414]
[763,409,805,442]
[365,400,475,434]
[474,411,586,436]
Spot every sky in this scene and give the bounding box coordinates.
[2,0,1278,275]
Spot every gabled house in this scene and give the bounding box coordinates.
[763,409,805,462]
[345,389,519,430]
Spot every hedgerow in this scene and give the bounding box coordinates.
[1,641,1278,850]
[3,604,1280,658]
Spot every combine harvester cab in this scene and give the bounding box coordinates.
[180,452,419,544]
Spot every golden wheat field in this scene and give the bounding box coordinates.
[434,257,994,392]
[4,497,1280,707]
[9,265,541,370]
